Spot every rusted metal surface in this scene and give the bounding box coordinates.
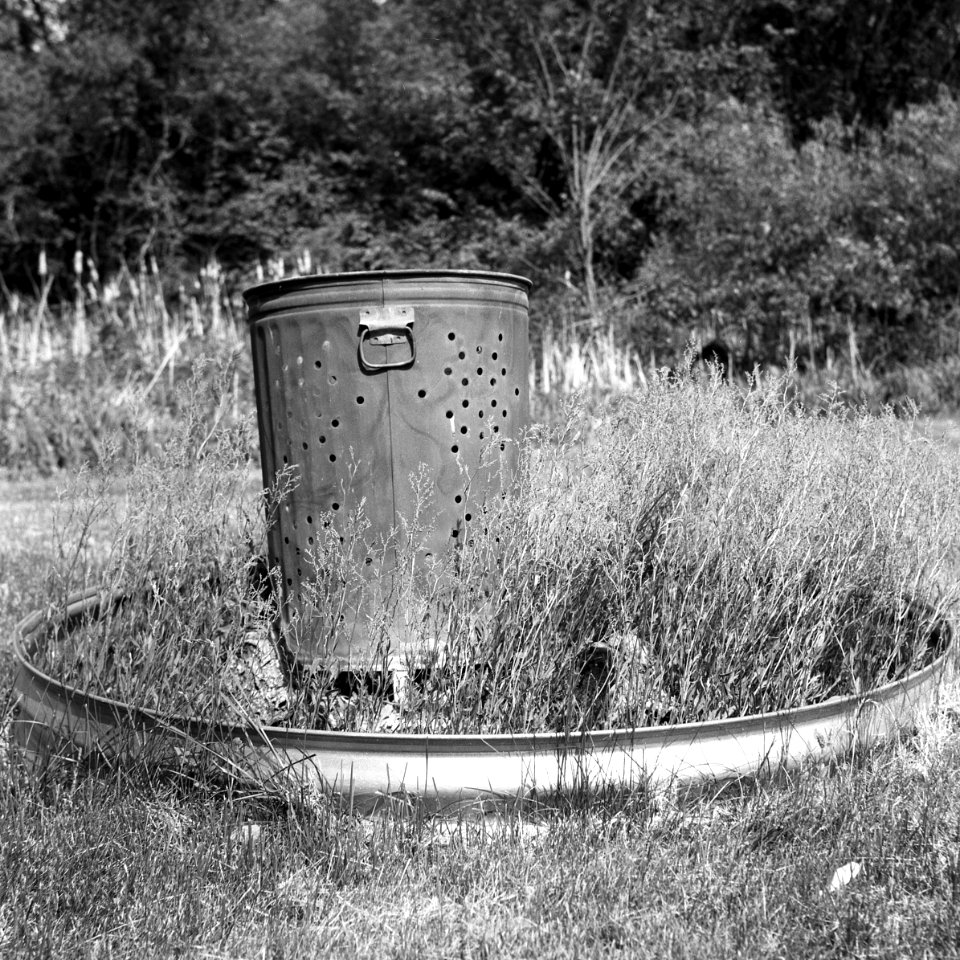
[244,270,531,667]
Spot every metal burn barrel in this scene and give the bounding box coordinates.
[243,269,531,668]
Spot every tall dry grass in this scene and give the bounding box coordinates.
[7,252,957,477]
[334,370,959,734]
[32,361,282,729]
[0,254,244,379]
[0,254,255,474]
[32,363,960,737]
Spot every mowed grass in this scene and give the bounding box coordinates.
[1,405,960,957]
[4,707,960,957]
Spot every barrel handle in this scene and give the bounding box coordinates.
[357,306,416,371]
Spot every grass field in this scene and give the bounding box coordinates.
[1,403,959,957]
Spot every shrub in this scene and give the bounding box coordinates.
[632,94,960,378]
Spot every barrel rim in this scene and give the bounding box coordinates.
[242,269,533,310]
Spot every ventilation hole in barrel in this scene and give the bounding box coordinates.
[490,377,497,387]
[491,399,498,408]
[445,410,454,419]
[319,435,326,443]
[501,368,507,376]
[284,536,290,544]
[458,351,466,360]
[314,359,322,369]
[332,502,340,511]
[478,410,485,419]
[515,387,521,396]
[286,577,293,586]
[332,419,340,427]
[297,567,302,577]
[451,529,459,538]
[451,444,459,453]
[477,367,483,376]
[329,453,337,462]
[364,557,373,566]
[492,351,498,360]
[356,395,365,405]
[339,536,344,544]
[498,332,504,341]
[307,515,313,524]
[329,375,337,385]
[460,425,468,435]
[492,424,500,434]
[503,409,509,417]
[448,332,456,341]
[476,345,482,354]
[465,513,473,522]
[500,442,506,451]
[308,536,314,545]
[282,455,288,464]
[444,367,452,376]
[455,495,463,504]
[462,399,470,408]
[418,389,427,398]
[461,378,469,387]
[479,431,485,440]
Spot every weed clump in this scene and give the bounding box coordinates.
[30,365,959,736]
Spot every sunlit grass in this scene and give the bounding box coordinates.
[24,363,959,736]
[3,697,960,957]
[2,360,960,956]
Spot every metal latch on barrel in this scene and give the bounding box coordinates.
[358,306,416,371]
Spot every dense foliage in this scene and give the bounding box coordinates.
[2,0,960,380]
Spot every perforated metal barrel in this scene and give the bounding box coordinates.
[244,270,531,667]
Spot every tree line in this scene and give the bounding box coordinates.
[2,0,960,374]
